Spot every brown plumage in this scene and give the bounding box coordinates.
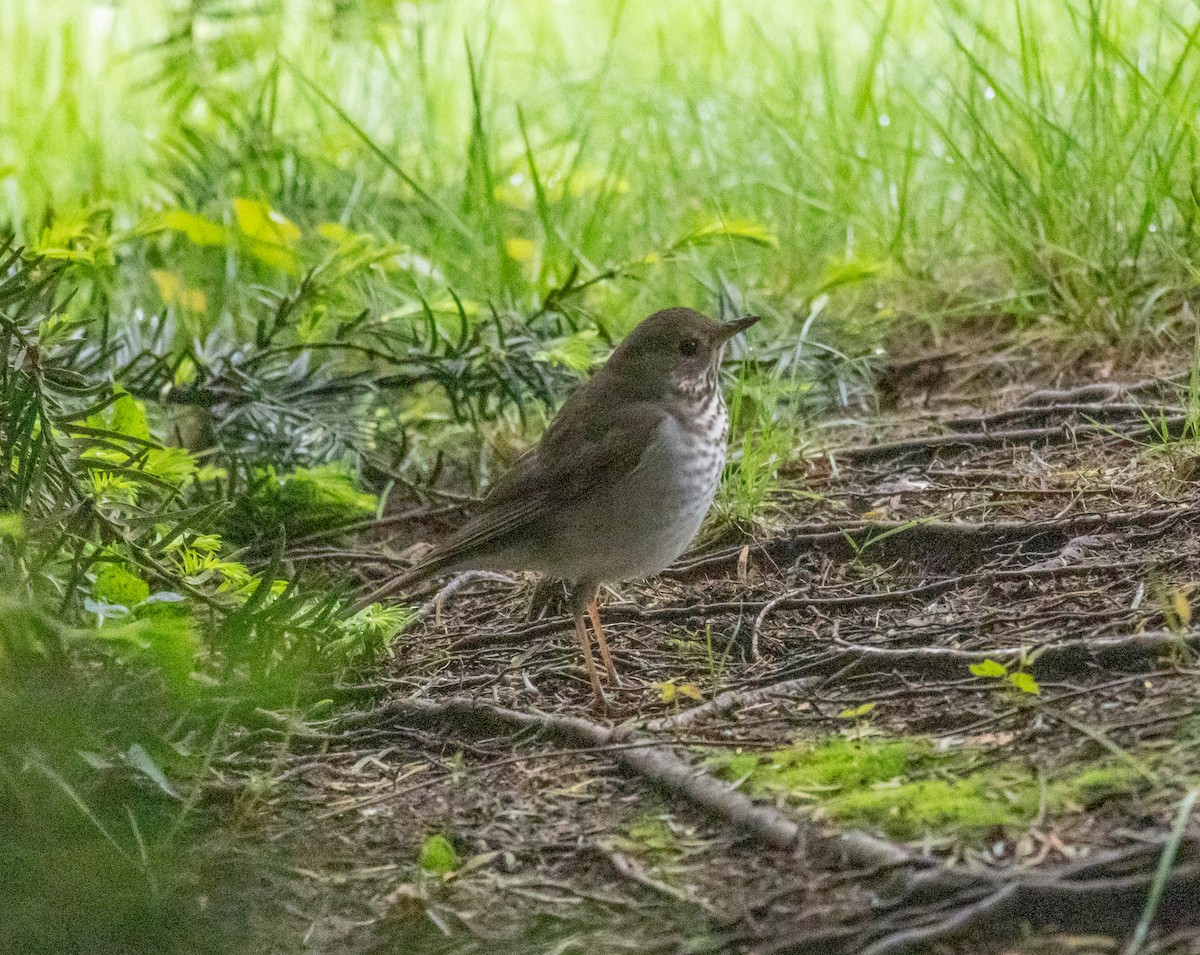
[363,307,758,704]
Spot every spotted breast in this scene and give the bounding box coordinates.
[542,378,728,585]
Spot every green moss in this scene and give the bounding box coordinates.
[615,815,680,859]
[829,777,1033,839]
[711,737,1157,841]
[1048,763,1151,809]
[714,738,930,795]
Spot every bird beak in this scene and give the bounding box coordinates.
[716,314,760,343]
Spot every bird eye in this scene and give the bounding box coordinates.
[679,338,700,357]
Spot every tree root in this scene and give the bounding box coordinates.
[667,503,1198,578]
[789,628,1200,682]
[837,414,1187,466]
[753,839,1200,955]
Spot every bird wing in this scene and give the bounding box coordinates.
[421,396,671,568]
[358,391,670,608]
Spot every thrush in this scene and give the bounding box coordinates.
[364,307,758,705]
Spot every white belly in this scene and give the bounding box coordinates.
[545,403,727,583]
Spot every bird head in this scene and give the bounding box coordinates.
[604,308,758,399]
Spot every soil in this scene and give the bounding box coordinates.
[227,346,1200,955]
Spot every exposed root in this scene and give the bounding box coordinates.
[748,838,1200,954]
[668,503,1199,577]
[786,628,1200,682]
[837,414,1187,466]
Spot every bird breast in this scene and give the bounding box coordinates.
[548,388,728,584]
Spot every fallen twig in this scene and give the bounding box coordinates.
[342,696,915,872]
[785,628,1200,682]
[946,401,1182,432]
[642,676,818,732]
[1018,378,1170,407]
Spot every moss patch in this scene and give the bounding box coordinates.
[710,737,1154,841]
[830,776,1034,838]
[609,813,688,862]
[1049,763,1152,810]
[715,737,929,795]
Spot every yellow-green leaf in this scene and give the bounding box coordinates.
[505,237,536,262]
[838,702,877,719]
[815,259,887,293]
[233,198,301,245]
[677,682,703,701]
[654,680,678,703]
[1008,671,1040,695]
[160,209,227,247]
[1173,588,1192,627]
[150,270,207,313]
[234,199,301,274]
[969,659,1008,679]
[533,329,598,373]
[87,389,151,442]
[680,218,778,248]
[418,835,459,874]
[316,222,356,244]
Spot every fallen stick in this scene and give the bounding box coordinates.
[1018,377,1170,406]
[350,696,914,872]
[945,401,1182,431]
[642,675,818,732]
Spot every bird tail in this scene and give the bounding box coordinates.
[354,549,460,612]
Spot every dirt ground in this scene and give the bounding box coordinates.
[227,343,1200,955]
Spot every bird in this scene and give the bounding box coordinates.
[362,307,759,705]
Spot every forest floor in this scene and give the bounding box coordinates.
[225,336,1200,955]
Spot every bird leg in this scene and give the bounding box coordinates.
[586,599,621,688]
[573,613,606,705]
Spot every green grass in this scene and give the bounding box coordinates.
[6,0,1200,356]
[6,1,1199,504]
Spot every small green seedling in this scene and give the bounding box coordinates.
[418,835,459,875]
[654,677,703,704]
[837,701,878,739]
[968,658,1040,696]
